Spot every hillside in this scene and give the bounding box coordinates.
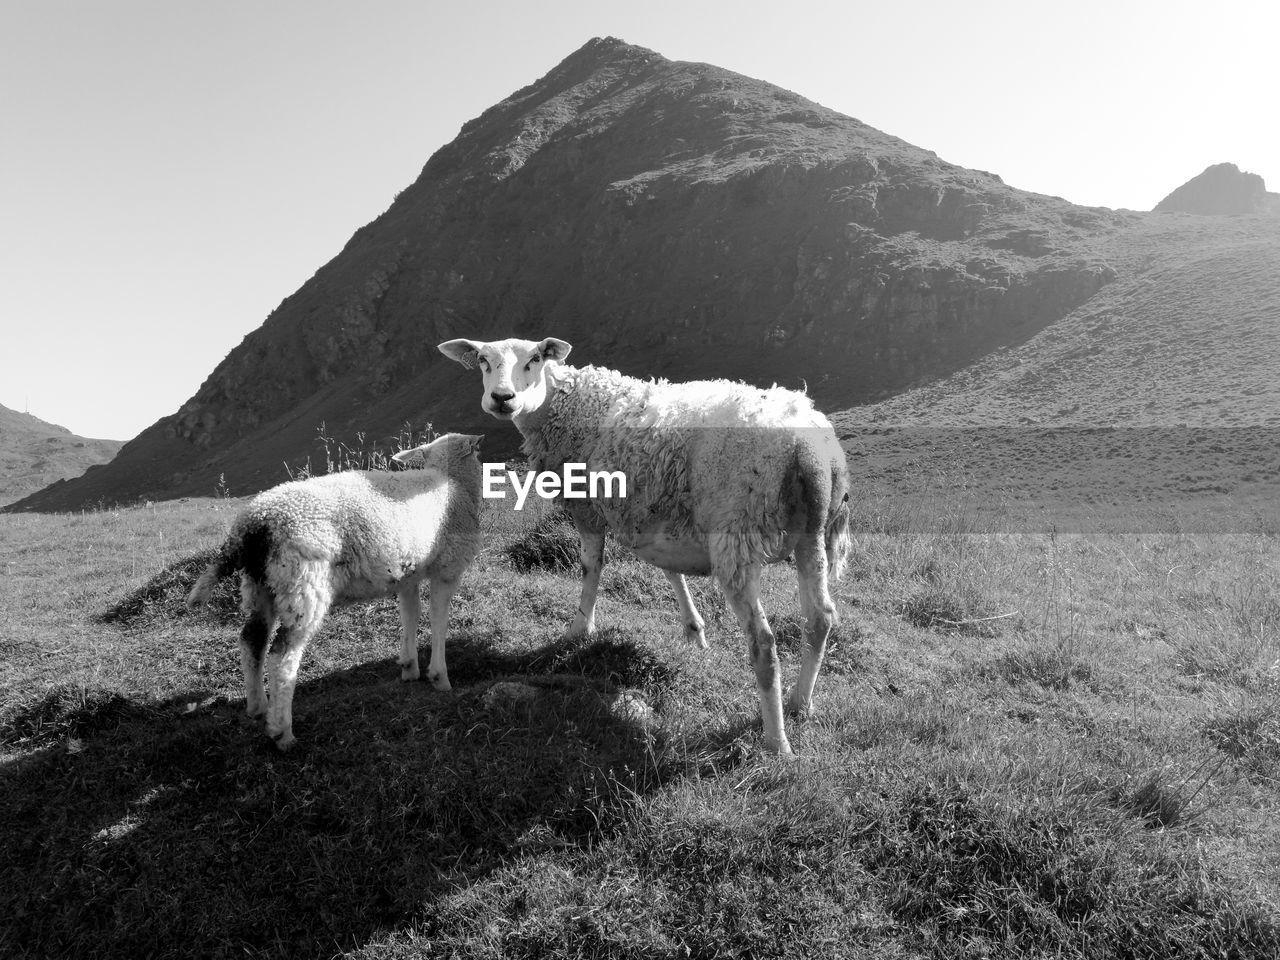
[7,36,1120,511]
[0,404,122,507]
[831,212,1280,530]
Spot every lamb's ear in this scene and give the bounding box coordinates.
[467,434,484,455]
[438,339,484,370]
[391,446,425,467]
[537,338,572,362]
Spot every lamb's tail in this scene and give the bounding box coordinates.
[796,429,853,582]
[185,521,272,609]
[186,552,237,609]
[825,486,852,582]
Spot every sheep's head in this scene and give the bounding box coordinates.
[438,337,572,421]
[391,433,483,470]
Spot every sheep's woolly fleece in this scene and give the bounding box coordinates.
[196,438,483,609]
[523,364,847,580]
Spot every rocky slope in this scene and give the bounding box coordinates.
[832,212,1280,530]
[1154,162,1272,215]
[7,37,1136,510]
[0,404,122,507]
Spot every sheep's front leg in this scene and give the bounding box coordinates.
[568,529,605,638]
[720,565,792,756]
[397,585,421,681]
[665,571,708,649]
[426,576,459,691]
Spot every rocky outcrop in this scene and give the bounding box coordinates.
[9,37,1122,511]
[1154,162,1267,216]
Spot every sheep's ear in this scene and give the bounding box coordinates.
[537,338,572,362]
[467,434,484,455]
[438,339,484,369]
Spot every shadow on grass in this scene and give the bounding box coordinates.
[0,630,672,960]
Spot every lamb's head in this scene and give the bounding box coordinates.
[438,337,572,420]
[391,433,483,472]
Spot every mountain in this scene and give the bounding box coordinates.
[1154,162,1272,216]
[7,37,1259,512]
[0,404,122,507]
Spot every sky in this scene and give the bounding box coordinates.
[1,0,1276,441]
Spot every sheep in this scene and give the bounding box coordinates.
[438,337,851,755]
[186,433,484,750]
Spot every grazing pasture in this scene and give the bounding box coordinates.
[2,491,1279,958]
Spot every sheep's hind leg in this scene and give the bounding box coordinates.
[239,578,274,719]
[567,528,605,638]
[785,535,837,719]
[720,564,792,756]
[426,575,459,691]
[264,597,328,751]
[397,585,421,681]
[665,571,707,649]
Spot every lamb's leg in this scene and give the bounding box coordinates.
[426,575,459,691]
[264,592,328,751]
[397,585,421,681]
[568,528,605,638]
[786,534,837,718]
[665,571,708,649]
[719,564,791,755]
[238,577,274,718]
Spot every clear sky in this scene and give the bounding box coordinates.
[2,0,1275,440]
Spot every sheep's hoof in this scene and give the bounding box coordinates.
[428,672,451,692]
[400,662,420,682]
[784,696,815,720]
[685,624,708,650]
[271,730,296,752]
[762,737,796,758]
[566,616,595,639]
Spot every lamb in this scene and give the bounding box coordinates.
[438,337,851,755]
[186,432,484,750]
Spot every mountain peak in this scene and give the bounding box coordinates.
[567,35,662,65]
[1154,162,1268,215]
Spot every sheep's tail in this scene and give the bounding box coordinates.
[185,521,272,609]
[796,429,853,582]
[186,556,233,609]
[825,485,852,582]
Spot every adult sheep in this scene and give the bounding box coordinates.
[439,337,851,755]
[186,433,484,750]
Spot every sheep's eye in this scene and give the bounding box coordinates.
[525,356,540,371]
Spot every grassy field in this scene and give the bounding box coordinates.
[2,492,1280,959]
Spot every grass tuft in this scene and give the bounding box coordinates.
[1107,769,1211,829]
[854,777,1280,957]
[980,642,1096,691]
[898,585,1001,636]
[98,548,239,626]
[1203,700,1280,784]
[505,511,584,573]
[0,684,158,746]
